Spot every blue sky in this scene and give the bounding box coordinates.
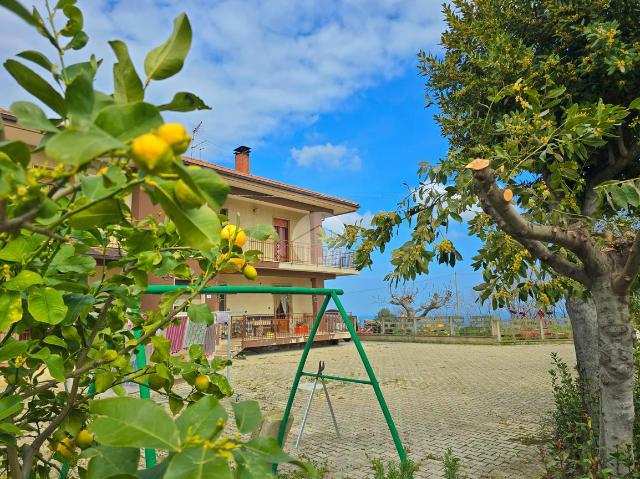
[0,0,489,318]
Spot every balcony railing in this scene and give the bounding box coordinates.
[245,238,355,269]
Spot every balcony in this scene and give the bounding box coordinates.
[245,238,356,271]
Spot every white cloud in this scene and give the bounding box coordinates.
[0,0,444,160]
[291,143,361,170]
[323,210,374,235]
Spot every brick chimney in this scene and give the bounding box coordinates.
[234,146,251,174]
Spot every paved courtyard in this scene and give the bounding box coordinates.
[179,341,575,478]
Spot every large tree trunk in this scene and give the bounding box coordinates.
[566,295,600,422]
[591,276,635,464]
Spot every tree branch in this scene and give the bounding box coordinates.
[473,169,591,285]
[613,231,640,293]
[472,167,598,259]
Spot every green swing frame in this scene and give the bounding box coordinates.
[62,285,406,476]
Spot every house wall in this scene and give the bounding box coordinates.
[212,274,314,315]
[223,197,316,247]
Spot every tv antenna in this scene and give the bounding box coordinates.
[190,121,207,160]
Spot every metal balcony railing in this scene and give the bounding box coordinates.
[245,238,355,269]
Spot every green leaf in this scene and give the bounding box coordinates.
[150,335,171,362]
[10,101,58,132]
[0,0,36,26]
[60,4,82,37]
[0,236,41,262]
[0,339,28,362]
[95,370,114,393]
[188,167,229,209]
[83,446,140,479]
[43,335,68,349]
[150,181,221,250]
[0,396,23,421]
[187,302,214,325]
[45,124,124,166]
[16,50,53,72]
[4,59,65,115]
[159,92,210,112]
[164,446,232,479]
[4,270,43,291]
[144,13,192,82]
[65,30,88,50]
[68,198,123,229]
[629,97,640,110]
[623,184,640,208]
[245,224,279,241]
[89,397,180,451]
[234,450,275,479]
[243,437,293,463]
[27,286,68,324]
[209,374,233,397]
[0,291,22,333]
[611,187,628,209]
[109,40,144,104]
[94,102,163,142]
[232,400,261,434]
[65,71,94,119]
[44,354,65,381]
[175,396,227,442]
[0,139,31,166]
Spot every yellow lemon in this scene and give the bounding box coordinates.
[221,225,247,247]
[156,123,191,155]
[194,374,210,392]
[174,180,204,209]
[75,429,94,449]
[131,133,173,174]
[243,264,257,281]
[222,257,246,273]
[56,437,75,458]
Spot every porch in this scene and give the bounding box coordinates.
[245,238,355,270]
[163,311,358,355]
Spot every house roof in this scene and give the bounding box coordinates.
[182,156,359,215]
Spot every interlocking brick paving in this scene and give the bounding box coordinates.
[174,341,575,478]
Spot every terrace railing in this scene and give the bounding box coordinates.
[245,238,355,269]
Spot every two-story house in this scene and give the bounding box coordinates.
[1,109,360,352]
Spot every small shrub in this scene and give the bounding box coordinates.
[369,456,418,479]
[443,448,462,479]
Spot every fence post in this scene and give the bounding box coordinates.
[539,318,545,340]
[449,316,454,337]
[495,319,502,342]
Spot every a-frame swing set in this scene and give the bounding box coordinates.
[62,285,406,476]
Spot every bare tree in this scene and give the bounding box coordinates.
[389,286,453,334]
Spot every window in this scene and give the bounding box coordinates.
[218,285,227,311]
[273,218,289,261]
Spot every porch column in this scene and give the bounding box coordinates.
[311,277,324,317]
[309,211,325,266]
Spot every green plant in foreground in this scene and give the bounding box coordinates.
[369,456,418,479]
[542,352,640,478]
[442,448,461,479]
[0,0,293,477]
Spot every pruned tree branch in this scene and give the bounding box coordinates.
[472,167,591,285]
[472,166,604,274]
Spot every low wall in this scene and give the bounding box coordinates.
[358,334,499,345]
[357,334,574,346]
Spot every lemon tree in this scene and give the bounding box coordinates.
[0,1,293,478]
